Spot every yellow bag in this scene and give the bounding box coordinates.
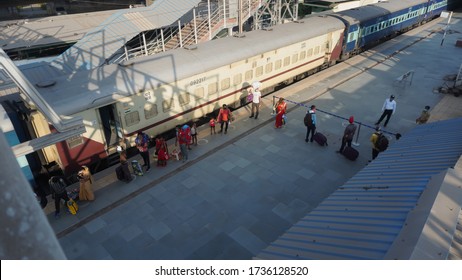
[67,199,78,215]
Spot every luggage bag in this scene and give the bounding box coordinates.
[313,132,328,146]
[116,163,132,182]
[67,199,78,215]
[342,146,359,161]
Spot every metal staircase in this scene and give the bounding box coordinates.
[109,0,300,64]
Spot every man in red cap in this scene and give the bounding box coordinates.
[337,116,357,153]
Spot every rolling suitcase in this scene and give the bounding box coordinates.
[116,165,125,181]
[313,132,328,146]
[342,146,359,161]
[131,160,143,176]
[121,162,132,181]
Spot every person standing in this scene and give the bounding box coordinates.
[337,116,357,153]
[274,97,287,128]
[78,165,95,201]
[48,176,70,218]
[370,126,383,161]
[304,105,317,142]
[249,87,262,119]
[375,95,396,127]
[135,131,150,172]
[178,126,189,162]
[416,105,431,124]
[209,117,216,135]
[191,122,198,146]
[217,104,232,134]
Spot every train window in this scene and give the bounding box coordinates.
[144,104,158,119]
[292,54,298,64]
[275,59,282,70]
[283,56,290,67]
[300,51,306,60]
[221,78,230,90]
[245,70,253,81]
[265,63,272,73]
[208,82,218,95]
[233,74,242,85]
[307,48,313,57]
[256,66,263,77]
[125,111,140,127]
[67,135,83,149]
[314,46,320,55]
[194,87,204,100]
[178,92,190,106]
[162,99,175,112]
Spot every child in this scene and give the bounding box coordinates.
[171,149,181,161]
[209,117,216,135]
[191,122,198,146]
[157,146,168,166]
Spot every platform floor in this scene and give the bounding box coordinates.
[48,14,462,259]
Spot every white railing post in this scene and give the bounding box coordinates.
[193,8,198,44]
[124,45,129,61]
[178,20,183,48]
[208,0,212,40]
[223,0,226,28]
[161,29,165,52]
[142,32,148,56]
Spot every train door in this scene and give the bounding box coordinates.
[98,104,122,149]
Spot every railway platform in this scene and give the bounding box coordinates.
[46,13,462,259]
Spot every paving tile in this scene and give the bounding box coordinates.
[229,226,267,255]
[120,224,143,242]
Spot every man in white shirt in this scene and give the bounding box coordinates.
[249,86,262,119]
[375,95,396,127]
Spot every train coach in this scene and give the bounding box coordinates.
[25,0,447,175]
[331,0,448,59]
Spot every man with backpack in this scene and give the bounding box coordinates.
[370,126,389,160]
[304,105,317,143]
[48,176,70,218]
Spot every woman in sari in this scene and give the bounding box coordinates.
[78,165,95,201]
[274,98,287,128]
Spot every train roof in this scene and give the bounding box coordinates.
[34,15,345,117]
[332,0,429,24]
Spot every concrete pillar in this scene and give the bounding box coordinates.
[0,130,66,260]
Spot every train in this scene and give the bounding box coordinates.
[20,0,447,175]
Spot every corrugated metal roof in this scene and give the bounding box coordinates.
[257,118,462,260]
[49,0,201,73]
[0,10,114,51]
